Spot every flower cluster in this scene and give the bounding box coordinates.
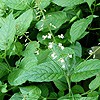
[58,34,64,39]
[42,33,52,40]
[58,43,64,50]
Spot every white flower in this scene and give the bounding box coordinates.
[67,54,72,58]
[88,50,93,55]
[58,34,64,39]
[51,52,57,59]
[48,42,53,49]
[61,64,66,69]
[58,43,64,50]
[47,33,52,39]
[35,50,39,55]
[50,23,56,29]
[42,35,47,40]
[59,58,65,63]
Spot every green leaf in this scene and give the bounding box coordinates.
[3,0,30,10]
[70,42,82,57]
[0,63,9,79]
[85,0,95,7]
[0,13,16,50]
[54,80,67,91]
[16,9,33,36]
[71,59,100,82]
[8,61,64,86]
[70,15,93,42]
[10,93,23,100]
[72,85,84,94]
[35,0,51,10]
[22,41,40,56]
[36,11,67,32]
[89,75,100,90]
[52,0,84,7]
[19,86,41,100]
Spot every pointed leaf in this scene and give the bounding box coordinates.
[89,75,100,90]
[16,9,33,36]
[3,0,30,10]
[70,15,93,42]
[19,86,41,100]
[8,61,64,86]
[85,0,95,7]
[0,13,16,50]
[71,59,100,82]
[36,11,67,32]
[52,0,84,7]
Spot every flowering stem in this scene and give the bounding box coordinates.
[86,46,100,60]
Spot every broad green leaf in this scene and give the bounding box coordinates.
[87,91,98,97]
[8,61,64,86]
[0,83,7,93]
[35,0,51,10]
[85,0,95,7]
[22,41,40,56]
[70,42,82,57]
[16,9,33,36]
[54,80,67,91]
[72,85,84,94]
[0,13,16,50]
[52,0,84,7]
[10,93,23,100]
[3,0,30,10]
[36,11,67,32]
[71,59,100,82]
[7,41,23,56]
[38,84,49,97]
[89,75,100,90]
[0,17,6,27]
[70,15,93,42]
[0,63,9,79]
[19,86,41,100]
[28,61,64,82]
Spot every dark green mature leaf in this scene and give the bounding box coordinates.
[35,0,51,10]
[0,63,9,79]
[0,13,16,50]
[36,11,67,32]
[16,9,33,36]
[8,61,64,86]
[52,0,84,7]
[70,15,93,42]
[3,0,30,10]
[89,75,100,90]
[19,86,41,100]
[71,59,100,82]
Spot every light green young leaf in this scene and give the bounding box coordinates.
[10,93,23,100]
[52,0,84,7]
[0,13,16,50]
[0,63,9,79]
[8,61,64,86]
[36,11,67,32]
[3,0,30,10]
[89,75,100,90]
[16,9,33,36]
[70,15,93,42]
[71,59,100,82]
[85,0,95,7]
[35,0,51,10]
[19,86,41,100]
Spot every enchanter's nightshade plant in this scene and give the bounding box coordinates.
[0,0,100,100]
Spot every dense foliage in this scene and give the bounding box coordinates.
[0,0,100,100]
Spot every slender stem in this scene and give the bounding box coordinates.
[89,28,100,30]
[86,46,100,60]
[24,34,32,42]
[65,74,75,100]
